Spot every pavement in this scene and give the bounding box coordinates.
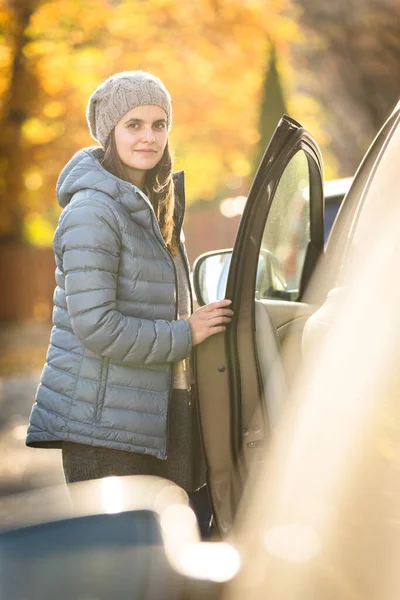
[0,321,65,498]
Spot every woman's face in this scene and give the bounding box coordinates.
[114,105,169,188]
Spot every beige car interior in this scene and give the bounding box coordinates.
[254,299,316,427]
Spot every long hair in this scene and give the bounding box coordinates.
[101,131,179,256]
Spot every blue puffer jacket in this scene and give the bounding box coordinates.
[26,147,193,459]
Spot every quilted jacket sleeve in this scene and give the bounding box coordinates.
[59,196,192,364]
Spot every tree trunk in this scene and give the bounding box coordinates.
[289,0,400,175]
[0,0,41,242]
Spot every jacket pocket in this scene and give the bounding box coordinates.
[95,357,110,422]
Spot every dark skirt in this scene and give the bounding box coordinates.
[62,389,206,493]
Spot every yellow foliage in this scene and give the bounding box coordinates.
[42,102,65,119]
[22,118,66,145]
[231,154,252,178]
[23,213,55,247]
[177,148,226,202]
[24,170,44,192]
[0,45,11,66]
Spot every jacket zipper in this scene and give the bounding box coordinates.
[95,357,110,422]
[132,182,187,458]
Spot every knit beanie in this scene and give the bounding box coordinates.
[86,70,172,148]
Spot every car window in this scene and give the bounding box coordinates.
[256,150,310,301]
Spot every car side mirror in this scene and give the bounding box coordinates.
[193,248,292,306]
[193,250,232,306]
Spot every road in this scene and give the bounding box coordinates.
[0,372,65,498]
[0,322,65,499]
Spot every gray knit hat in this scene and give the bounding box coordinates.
[86,70,172,147]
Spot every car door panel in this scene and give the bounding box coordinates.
[195,116,324,535]
[195,333,238,535]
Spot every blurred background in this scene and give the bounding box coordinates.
[0,0,399,496]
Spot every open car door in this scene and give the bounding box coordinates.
[194,116,324,536]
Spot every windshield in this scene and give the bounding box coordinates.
[348,111,400,260]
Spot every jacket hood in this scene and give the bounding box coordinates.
[56,147,134,209]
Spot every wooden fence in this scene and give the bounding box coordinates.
[0,244,55,322]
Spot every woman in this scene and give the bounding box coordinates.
[26,70,232,495]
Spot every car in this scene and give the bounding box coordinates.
[192,99,400,538]
[1,99,399,599]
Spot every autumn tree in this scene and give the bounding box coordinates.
[253,41,287,170]
[0,0,43,241]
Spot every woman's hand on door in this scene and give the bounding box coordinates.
[187,299,233,346]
